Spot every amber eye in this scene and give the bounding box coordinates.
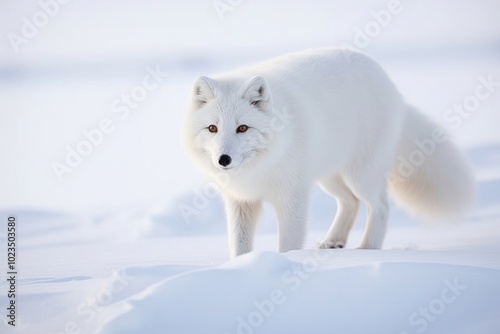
[208,125,218,133]
[236,125,248,133]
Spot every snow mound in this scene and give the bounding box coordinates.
[97,251,500,334]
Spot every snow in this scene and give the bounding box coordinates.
[2,216,500,333]
[2,175,500,334]
[98,254,500,334]
[1,0,500,333]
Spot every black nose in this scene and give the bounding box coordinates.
[218,154,232,167]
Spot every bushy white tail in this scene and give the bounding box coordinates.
[388,106,475,219]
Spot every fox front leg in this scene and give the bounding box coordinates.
[272,189,309,253]
[224,197,263,257]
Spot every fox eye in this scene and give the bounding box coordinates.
[208,125,218,133]
[236,125,248,133]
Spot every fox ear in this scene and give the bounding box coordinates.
[242,75,272,111]
[192,76,216,108]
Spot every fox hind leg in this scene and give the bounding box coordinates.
[358,189,389,249]
[345,172,390,249]
[318,172,389,249]
[318,175,360,249]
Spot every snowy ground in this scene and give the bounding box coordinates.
[1,1,500,333]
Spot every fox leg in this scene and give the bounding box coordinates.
[318,175,360,249]
[224,197,262,257]
[345,172,390,249]
[273,188,309,253]
[358,190,389,249]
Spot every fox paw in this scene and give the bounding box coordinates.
[317,240,345,249]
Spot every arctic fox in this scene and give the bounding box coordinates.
[182,48,474,257]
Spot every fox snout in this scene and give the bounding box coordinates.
[218,154,232,167]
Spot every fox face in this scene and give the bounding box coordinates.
[183,75,276,174]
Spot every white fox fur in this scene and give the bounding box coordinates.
[182,47,475,257]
